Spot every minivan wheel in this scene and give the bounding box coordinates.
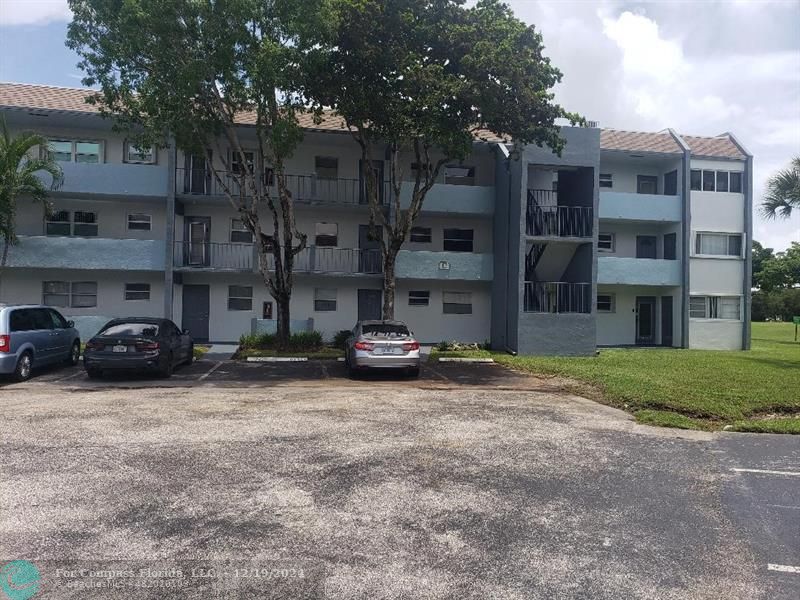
[13,352,33,382]
[66,342,81,366]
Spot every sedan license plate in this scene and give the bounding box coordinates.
[374,345,402,355]
[112,345,128,353]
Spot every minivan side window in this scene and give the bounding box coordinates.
[31,309,55,330]
[9,309,34,332]
[48,309,68,329]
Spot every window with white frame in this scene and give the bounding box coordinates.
[694,232,743,257]
[230,219,253,243]
[597,294,615,312]
[444,165,475,186]
[127,213,151,231]
[408,290,430,306]
[689,296,741,320]
[124,283,151,301]
[443,291,472,314]
[46,210,98,237]
[46,139,102,163]
[314,288,337,311]
[315,222,338,247]
[729,172,742,193]
[599,173,613,188]
[42,281,70,307]
[227,285,253,311]
[124,141,156,164]
[315,156,338,179]
[71,282,98,307]
[410,227,432,243]
[443,228,474,252]
[598,232,615,252]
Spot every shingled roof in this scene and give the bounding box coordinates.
[0,82,744,158]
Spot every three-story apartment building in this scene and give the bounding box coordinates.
[0,83,752,352]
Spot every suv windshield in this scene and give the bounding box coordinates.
[100,322,160,337]
[362,324,410,338]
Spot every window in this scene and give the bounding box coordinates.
[597,294,615,313]
[664,233,677,260]
[443,228,474,252]
[127,213,152,231]
[702,170,715,191]
[71,282,98,308]
[444,165,475,186]
[315,156,338,179]
[262,301,273,320]
[46,210,98,237]
[716,171,729,192]
[228,285,253,311]
[46,139,103,163]
[690,169,702,191]
[314,288,337,311]
[124,141,156,164]
[408,290,430,306]
[230,219,253,243]
[124,283,151,301]
[443,291,472,314]
[637,175,658,194]
[599,173,613,189]
[729,172,743,193]
[410,227,432,243]
[315,222,338,247]
[598,232,615,252]
[695,232,743,257]
[43,281,69,307]
[230,150,255,174]
[263,167,275,187]
[689,296,741,320]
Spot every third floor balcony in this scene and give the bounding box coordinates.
[599,190,681,222]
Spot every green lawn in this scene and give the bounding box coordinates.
[449,323,800,433]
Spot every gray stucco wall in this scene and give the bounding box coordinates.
[490,147,511,349]
[517,313,596,356]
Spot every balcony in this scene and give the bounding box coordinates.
[399,182,494,215]
[5,235,165,271]
[598,257,681,286]
[176,168,388,206]
[395,250,493,281]
[524,281,591,313]
[526,190,593,238]
[39,162,169,198]
[599,191,681,222]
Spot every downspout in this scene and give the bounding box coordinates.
[668,129,691,349]
[164,137,177,320]
[497,142,516,354]
[727,132,753,350]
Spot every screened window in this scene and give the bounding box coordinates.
[315,156,338,179]
[408,290,430,306]
[127,213,152,231]
[315,222,338,247]
[690,169,702,191]
[42,281,70,307]
[695,232,743,257]
[716,171,729,192]
[124,283,151,301]
[314,288,337,311]
[46,210,98,237]
[702,170,715,191]
[45,139,102,163]
[443,228,473,252]
[45,210,71,236]
[598,233,615,252]
[230,219,253,243]
[689,296,740,320]
[124,141,156,164]
[75,142,101,163]
[443,291,472,314]
[410,227,432,243]
[729,172,743,193]
[597,294,615,313]
[599,173,613,189]
[71,282,98,308]
[228,286,253,311]
[230,150,255,174]
[444,165,475,186]
[47,140,73,162]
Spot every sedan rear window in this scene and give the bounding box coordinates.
[362,324,410,338]
[100,322,160,337]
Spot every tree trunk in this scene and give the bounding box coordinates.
[275,292,291,348]
[382,253,397,319]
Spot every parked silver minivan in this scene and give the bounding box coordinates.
[0,304,81,381]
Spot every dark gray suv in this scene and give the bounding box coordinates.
[0,304,81,381]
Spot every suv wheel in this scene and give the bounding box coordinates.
[14,352,33,382]
[66,341,81,366]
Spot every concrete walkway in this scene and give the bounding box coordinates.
[203,343,238,361]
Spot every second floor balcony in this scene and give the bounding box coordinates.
[5,235,165,271]
[598,256,681,286]
[526,190,593,238]
[39,162,169,198]
[523,281,592,313]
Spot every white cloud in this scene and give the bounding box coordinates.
[0,0,71,26]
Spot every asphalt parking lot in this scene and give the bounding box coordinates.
[0,358,797,599]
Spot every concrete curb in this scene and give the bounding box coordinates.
[438,357,495,363]
[246,357,308,362]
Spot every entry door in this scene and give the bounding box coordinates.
[358,289,382,321]
[661,296,673,347]
[185,153,211,194]
[636,296,657,345]
[358,224,382,273]
[182,285,210,342]
[636,235,658,259]
[359,159,385,205]
[185,217,211,266]
[637,175,658,195]
[663,233,677,260]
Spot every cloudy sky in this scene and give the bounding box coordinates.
[1,0,798,251]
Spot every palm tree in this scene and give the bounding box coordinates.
[0,119,64,269]
[761,156,800,219]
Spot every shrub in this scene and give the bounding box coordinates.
[239,330,323,351]
[437,340,449,352]
[333,329,352,349]
[238,332,277,350]
[289,331,323,351]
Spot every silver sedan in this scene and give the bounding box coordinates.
[345,320,421,378]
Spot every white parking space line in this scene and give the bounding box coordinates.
[767,564,800,574]
[765,504,800,510]
[52,370,84,383]
[198,361,224,381]
[731,468,800,477]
